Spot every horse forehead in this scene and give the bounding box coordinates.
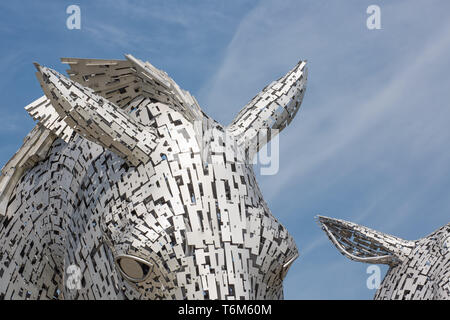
[128,100,210,127]
[128,101,232,140]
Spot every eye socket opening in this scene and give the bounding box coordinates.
[115,255,153,283]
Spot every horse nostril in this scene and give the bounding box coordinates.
[115,255,153,282]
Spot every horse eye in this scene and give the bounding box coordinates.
[115,255,153,282]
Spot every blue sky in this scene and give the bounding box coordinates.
[1,0,450,299]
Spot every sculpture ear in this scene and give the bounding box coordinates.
[316,216,415,266]
[33,63,158,167]
[227,60,307,158]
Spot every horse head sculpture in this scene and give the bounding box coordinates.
[0,55,307,299]
[317,216,450,299]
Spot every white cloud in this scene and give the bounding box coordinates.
[198,0,450,298]
[198,0,450,223]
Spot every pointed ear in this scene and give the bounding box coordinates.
[33,63,157,167]
[316,216,415,266]
[227,60,307,157]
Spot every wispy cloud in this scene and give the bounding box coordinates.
[199,0,450,224]
[84,23,157,50]
[2,0,450,300]
[198,0,450,298]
